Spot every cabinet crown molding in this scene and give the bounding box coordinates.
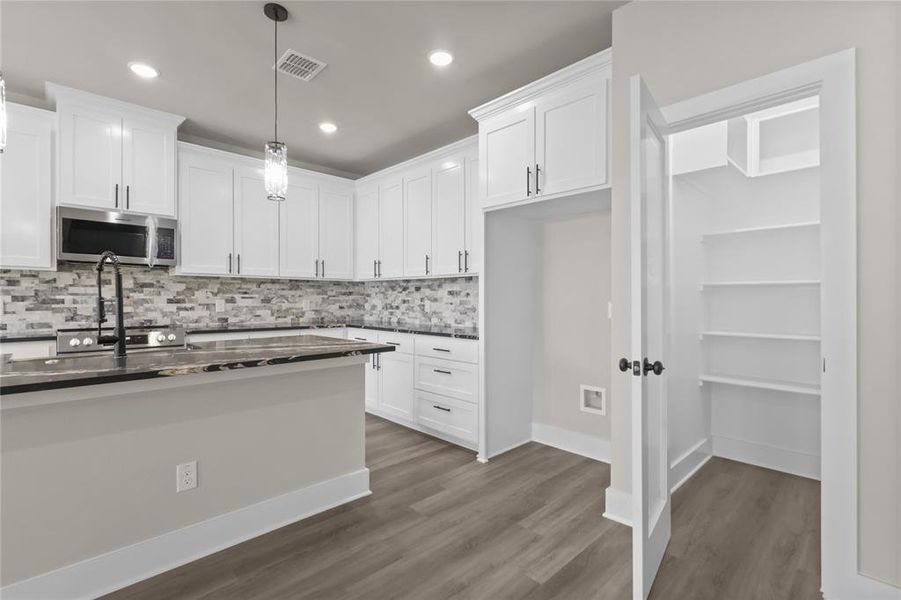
[468,48,611,122]
[354,135,477,188]
[45,82,186,127]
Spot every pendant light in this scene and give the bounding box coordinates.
[0,70,7,153]
[263,3,288,201]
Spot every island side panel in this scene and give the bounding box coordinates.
[1,362,367,587]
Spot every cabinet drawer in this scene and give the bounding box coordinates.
[414,335,478,364]
[414,356,478,404]
[377,331,415,354]
[416,390,477,444]
[347,328,378,343]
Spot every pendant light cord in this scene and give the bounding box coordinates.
[273,17,278,143]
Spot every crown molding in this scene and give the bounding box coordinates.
[354,134,478,188]
[45,82,186,127]
[468,48,611,122]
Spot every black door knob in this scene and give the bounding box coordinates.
[619,358,632,372]
[643,358,665,376]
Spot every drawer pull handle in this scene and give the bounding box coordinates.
[386,342,400,346]
[432,347,451,353]
[354,337,367,341]
[433,369,452,375]
[433,405,451,412]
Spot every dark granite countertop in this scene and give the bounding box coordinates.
[0,321,479,343]
[0,335,394,396]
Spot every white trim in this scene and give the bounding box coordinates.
[0,469,370,600]
[712,435,820,481]
[669,437,712,493]
[531,422,611,463]
[354,136,477,186]
[469,49,612,121]
[603,487,633,527]
[45,82,185,126]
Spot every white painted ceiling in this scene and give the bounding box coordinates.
[1,1,622,178]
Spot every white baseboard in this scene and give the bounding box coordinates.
[712,435,820,480]
[603,486,632,527]
[2,469,371,600]
[822,574,901,600]
[669,437,712,493]
[531,422,611,464]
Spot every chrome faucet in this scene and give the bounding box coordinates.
[95,251,127,358]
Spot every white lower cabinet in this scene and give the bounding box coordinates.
[352,328,479,449]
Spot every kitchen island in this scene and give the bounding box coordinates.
[0,335,393,598]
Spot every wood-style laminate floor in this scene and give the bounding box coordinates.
[106,415,821,600]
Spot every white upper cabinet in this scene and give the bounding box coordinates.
[379,177,405,278]
[0,104,55,270]
[404,166,432,277]
[355,184,380,280]
[469,50,610,210]
[233,166,280,277]
[431,155,466,276]
[178,147,234,276]
[464,154,482,274]
[122,116,177,216]
[280,175,319,278]
[479,108,535,208]
[534,75,608,196]
[50,84,184,217]
[318,182,354,279]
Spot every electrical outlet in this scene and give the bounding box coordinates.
[176,461,197,492]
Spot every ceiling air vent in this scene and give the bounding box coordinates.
[275,49,327,82]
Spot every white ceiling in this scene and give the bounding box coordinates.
[1,1,622,178]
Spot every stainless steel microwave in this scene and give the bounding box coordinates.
[58,207,177,266]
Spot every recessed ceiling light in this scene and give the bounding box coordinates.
[128,62,159,79]
[319,122,337,134]
[428,50,453,67]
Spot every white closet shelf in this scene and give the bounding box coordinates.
[702,220,820,240]
[699,374,821,396]
[701,279,820,288]
[700,331,821,342]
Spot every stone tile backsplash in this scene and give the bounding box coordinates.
[0,263,478,337]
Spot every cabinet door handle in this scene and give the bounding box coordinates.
[354,337,367,341]
[321,260,325,278]
[432,405,451,412]
[425,254,430,275]
[432,347,451,353]
[115,184,119,208]
[373,259,377,278]
[526,166,532,196]
[386,341,400,346]
[433,368,452,375]
[228,253,232,273]
[237,254,241,274]
[458,250,463,273]
[126,185,130,209]
[377,260,382,278]
[464,250,469,272]
[376,354,381,370]
[315,259,320,277]
[535,164,541,194]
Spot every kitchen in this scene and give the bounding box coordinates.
[1,2,900,600]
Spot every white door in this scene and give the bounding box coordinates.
[378,177,404,278]
[355,184,380,279]
[379,351,415,422]
[464,154,482,274]
[404,167,432,277]
[280,176,319,278]
[233,167,280,277]
[0,105,54,269]
[535,75,609,196]
[629,75,671,600]
[58,104,122,210]
[121,116,176,216]
[319,184,354,279]
[177,151,234,275]
[432,156,466,276]
[479,107,535,209]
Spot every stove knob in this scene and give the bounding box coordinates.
[69,338,81,347]
[82,338,93,346]
[157,334,167,343]
[167,334,177,341]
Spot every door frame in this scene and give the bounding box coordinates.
[652,49,892,599]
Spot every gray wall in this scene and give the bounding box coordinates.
[532,212,611,440]
[0,264,478,337]
[609,0,900,586]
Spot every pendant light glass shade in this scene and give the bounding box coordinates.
[264,141,287,201]
[0,71,7,154]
